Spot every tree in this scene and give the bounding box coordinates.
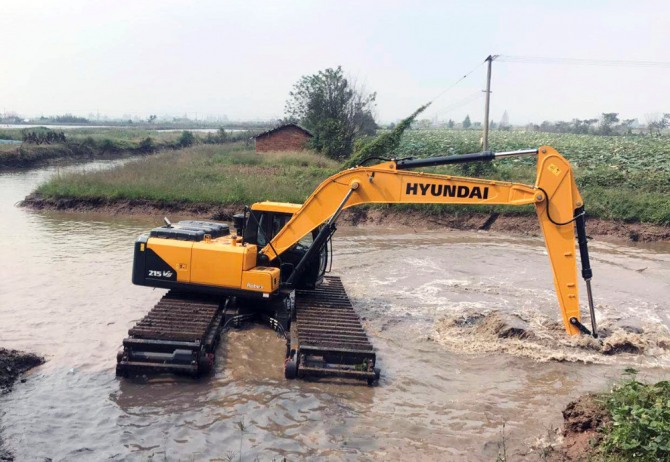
[447,119,455,129]
[148,114,157,124]
[414,119,432,129]
[499,110,510,129]
[462,115,471,129]
[285,66,376,159]
[599,113,619,135]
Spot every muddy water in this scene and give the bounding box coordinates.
[1,164,669,461]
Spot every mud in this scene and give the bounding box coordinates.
[20,194,670,243]
[0,349,43,462]
[0,349,43,394]
[540,394,609,462]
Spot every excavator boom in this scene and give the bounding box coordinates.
[262,146,595,337]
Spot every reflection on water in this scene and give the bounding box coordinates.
[1,163,669,460]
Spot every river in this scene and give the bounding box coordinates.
[1,163,669,461]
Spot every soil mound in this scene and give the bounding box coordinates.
[0,348,43,461]
[541,394,609,462]
[0,348,43,393]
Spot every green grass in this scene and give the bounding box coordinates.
[32,130,670,225]
[36,144,339,204]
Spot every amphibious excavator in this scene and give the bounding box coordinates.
[116,145,597,384]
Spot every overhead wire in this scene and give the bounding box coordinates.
[497,55,670,68]
[416,59,488,123]
[428,60,487,104]
[431,90,484,119]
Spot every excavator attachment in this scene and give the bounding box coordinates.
[262,145,597,337]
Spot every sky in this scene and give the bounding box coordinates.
[2,0,669,125]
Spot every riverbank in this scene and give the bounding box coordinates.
[0,349,44,461]
[22,140,670,232]
[20,194,670,243]
[0,127,251,169]
[540,374,670,462]
[0,127,168,169]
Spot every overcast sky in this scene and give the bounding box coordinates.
[2,0,669,124]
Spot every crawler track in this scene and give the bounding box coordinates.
[287,276,380,384]
[117,277,380,384]
[116,291,225,376]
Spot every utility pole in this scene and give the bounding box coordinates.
[483,54,498,151]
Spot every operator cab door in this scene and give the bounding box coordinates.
[244,210,327,288]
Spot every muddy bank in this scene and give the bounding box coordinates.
[528,394,609,462]
[20,194,670,243]
[0,348,43,393]
[0,349,43,462]
[0,145,156,170]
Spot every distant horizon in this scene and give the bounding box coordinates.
[0,110,658,128]
[3,0,670,127]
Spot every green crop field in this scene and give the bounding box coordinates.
[387,129,670,225]
[394,129,670,175]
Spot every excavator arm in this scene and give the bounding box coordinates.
[261,145,596,337]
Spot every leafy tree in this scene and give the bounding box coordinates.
[148,114,157,124]
[447,119,455,129]
[462,115,471,129]
[285,66,377,160]
[599,112,619,135]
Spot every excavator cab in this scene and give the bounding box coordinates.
[237,201,328,289]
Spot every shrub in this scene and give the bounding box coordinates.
[178,130,196,148]
[601,371,670,461]
[138,137,156,153]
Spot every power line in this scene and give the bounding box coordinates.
[429,60,487,103]
[432,91,484,118]
[498,55,670,68]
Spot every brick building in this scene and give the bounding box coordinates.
[254,124,313,152]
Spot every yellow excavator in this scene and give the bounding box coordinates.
[117,145,597,384]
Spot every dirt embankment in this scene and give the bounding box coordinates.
[0,144,155,170]
[0,349,43,461]
[21,194,670,243]
[540,394,609,462]
[0,348,43,393]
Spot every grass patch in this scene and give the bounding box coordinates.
[36,144,339,205]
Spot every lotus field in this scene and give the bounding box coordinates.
[390,129,670,225]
